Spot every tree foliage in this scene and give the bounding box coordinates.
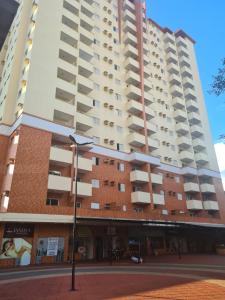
[210,58,225,96]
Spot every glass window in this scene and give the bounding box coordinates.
[92,179,100,188]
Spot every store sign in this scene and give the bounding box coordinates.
[3,223,34,238]
[47,238,59,256]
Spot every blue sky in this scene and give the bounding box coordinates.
[146,0,225,143]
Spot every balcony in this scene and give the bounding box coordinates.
[146,122,157,134]
[203,201,219,211]
[178,44,189,57]
[167,62,179,75]
[148,138,159,151]
[53,110,74,127]
[177,136,192,149]
[144,79,152,92]
[151,173,163,185]
[200,183,216,193]
[181,66,192,78]
[127,100,142,115]
[164,32,175,44]
[125,70,140,86]
[79,27,93,46]
[126,85,141,100]
[77,94,93,112]
[186,200,203,210]
[124,0,135,14]
[124,43,138,59]
[179,56,191,68]
[153,194,165,205]
[179,151,194,163]
[76,112,92,131]
[184,88,196,100]
[170,85,183,97]
[124,57,139,72]
[188,112,201,125]
[131,191,151,204]
[130,170,149,183]
[172,97,185,109]
[128,132,145,147]
[175,123,189,135]
[192,138,206,151]
[50,147,72,165]
[125,32,138,47]
[165,41,177,54]
[183,77,194,89]
[48,174,71,192]
[184,182,200,192]
[145,106,155,119]
[75,157,92,173]
[54,98,74,116]
[77,75,92,94]
[127,116,144,130]
[144,93,154,105]
[169,74,181,85]
[78,58,93,78]
[166,52,178,64]
[176,36,188,48]
[195,153,208,165]
[190,125,203,138]
[186,100,198,112]
[48,174,92,197]
[124,8,136,24]
[124,19,136,34]
[174,109,187,122]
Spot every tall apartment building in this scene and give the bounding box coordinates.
[0,0,224,266]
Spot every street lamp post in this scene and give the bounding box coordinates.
[69,134,93,291]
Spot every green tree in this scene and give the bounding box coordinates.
[210,58,225,96]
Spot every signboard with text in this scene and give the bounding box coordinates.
[47,238,59,256]
[3,223,34,238]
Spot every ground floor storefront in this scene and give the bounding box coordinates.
[0,220,225,267]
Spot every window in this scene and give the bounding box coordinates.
[92,179,100,188]
[46,198,59,206]
[94,83,100,90]
[115,93,122,101]
[104,203,111,210]
[118,183,125,192]
[162,209,168,215]
[94,53,100,60]
[93,99,100,107]
[116,126,123,133]
[91,202,100,209]
[117,163,125,172]
[93,136,100,144]
[92,117,100,125]
[177,193,182,200]
[115,109,122,117]
[92,157,99,165]
[94,67,100,75]
[117,143,124,151]
[114,64,120,71]
[175,176,180,183]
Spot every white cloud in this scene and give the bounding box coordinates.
[214,143,225,189]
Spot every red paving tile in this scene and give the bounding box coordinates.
[1,273,225,300]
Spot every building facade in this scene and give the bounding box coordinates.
[0,0,225,266]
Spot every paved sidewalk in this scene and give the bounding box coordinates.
[1,255,225,300]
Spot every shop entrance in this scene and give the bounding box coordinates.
[95,237,103,260]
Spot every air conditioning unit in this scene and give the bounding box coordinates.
[110,181,115,186]
[109,105,114,110]
[104,102,109,107]
[104,138,109,143]
[104,159,109,164]
[103,6,107,11]
[104,120,109,125]
[103,29,108,35]
[108,59,113,64]
[108,74,113,79]
[103,71,108,76]
[103,17,107,22]
[108,46,112,51]
[109,89,114,94]
[109,160,114,165]
[103,56,108,62]
[104,180,109,185]
[108,21,112,26]
[103,43,108,48]
[108,33,112,38]
[109,122,114,127]
[110,140,115,145]
[104,86,108,91]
